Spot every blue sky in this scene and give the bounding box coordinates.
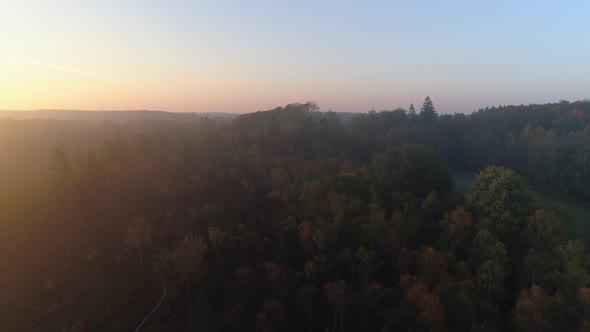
[1,0,589,113]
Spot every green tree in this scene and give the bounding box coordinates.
[470,229,509,318]
[556,240,590,298]
[467,166,535,226]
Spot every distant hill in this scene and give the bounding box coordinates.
[0,109,239,123]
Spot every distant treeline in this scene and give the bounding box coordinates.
[232,99,590,200]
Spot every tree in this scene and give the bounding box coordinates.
[49,147,71,183]
[467,166,535,226]
[362,200,388,250]
[525,209,565,249]
[417,246,447,287]
[124,217,152,265]
[355,247,379,282]
[408,103,417,124]
[370,145,453,204]
[256,300,286,332]
[208,226,228,252]
[556,240,590,298]
[512,285,568,331]
[323,280,348,332]
[512,285,551,331]
[420,96,438,126]
[172,233,208,316]
[400,274,446,331]
[440,207,474,254]
[470,229,509,318]
[545,143,590,198]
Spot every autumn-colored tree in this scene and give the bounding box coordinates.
[440,207,474,254]
[578,288,590,326]
[422,191,442,221]
[263,262,286,297]
[362,200,389,250]
[417,246,448,287]
[299,221,315,253]
[512,284,569,331]
[400,274,446,331]
[525,209,565,248]
[328,191,346,223]
[256,300,286,332]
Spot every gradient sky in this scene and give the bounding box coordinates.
[1,0,589,113]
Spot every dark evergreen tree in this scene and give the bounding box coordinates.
[409,103,416,116]
[420,96,438,126]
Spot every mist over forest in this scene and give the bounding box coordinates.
[1,99,590,331]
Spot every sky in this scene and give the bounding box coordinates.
[0,0,589,114]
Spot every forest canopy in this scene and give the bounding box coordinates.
[1,99,590,331]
